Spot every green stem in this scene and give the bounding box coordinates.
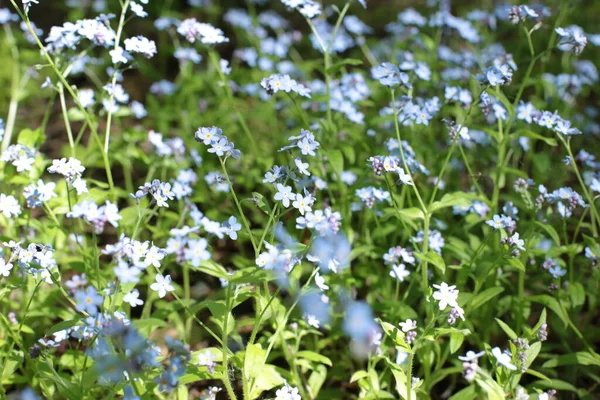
[428,139,457,207]
[263,267,319,363]
[104,0,131,154]
[208,50,258,153]
[183,263,191,340]
[1,25,20,153]
[221,285,238,400]
[219,157,258,253]
[558,135,600,235]
[257,203,280,256]
[390,90,427,212]
[422,214,430,292]
[406,352,414,400]
[58,84,76,156]
[457,143,486,200]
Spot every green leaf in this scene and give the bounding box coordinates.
[206,301,234,335]
[252,192,271,215]
[485,87,513,118]
[308,364,327,397]
[350,370,369,383]
[244,343,266,381]
[386,360,416,400]
[325,58,363,74]
[449,386,476,400]
[45,319,82,336]
[568,282,585,308]
[535,221,560,245]
[327,149,344,177]
[542,352,600,368]
[524,369,551,381]
[196,260,229,279]
[514,129,558,146]
[249,364,285,399]
[507,258,525,272]
[414,251,446,274]
[377,320,410,350]
[524,342,542,369]
[435,327,471,336]
[450,332,464,354]
[398,207,425,220]
[133,318,169,333]
[230,267,271,285]
[532,308,547,334]
[475,377,506,400]
[17,128,44,148]
[429,192,482,213]
[297,350,333,366]
[582,234,600,256]
[67,107,86,121]
[495,318,518,340]
[530,379,578,392]
[530,295,569,327]
[471,287,504,311]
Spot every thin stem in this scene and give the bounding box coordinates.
[322,1,352,128]
[104,0,131,153]
[558,135,600,235]
[428,139,457,207]
[183,262,192,340]
[257,203,280,256]
[429,91,482,205]
[457,143,486,199]
[219,157,258,253]
[209,50,259,153]
[422,214,430,292]
[221,285,238,400]
[263,267,319,363]
[171,292,225,347]
[492,86,507,213]
[406,352,414,400]
[58,84,76,156]
[327,2,351,55]
[1,25,20,153]
[390,90,427,212]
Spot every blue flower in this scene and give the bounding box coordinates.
[343,301,376,341]
[74,286,103,316]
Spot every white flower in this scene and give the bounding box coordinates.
[305,314,320,328]
[390,263,410,281]
[124,36,157,58]
[223,216,242,240]
[274,184,295,208]
[72,178,88,195]
[143,245,165,268]
[123,289,144,307]
[150,274,175,298]
[491,347,517,370]
[109,46,128,64]
[275,383,301,400]
[294,157,310,176]
[314,272,329,291]
[0,259,13,277]
[399,319,417,332]
[0,194,21,218]
[458,350,485,361]
[397,168,414,185]
[13,156,34,172]
[292,194,313,215]
[432,282,459,310]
